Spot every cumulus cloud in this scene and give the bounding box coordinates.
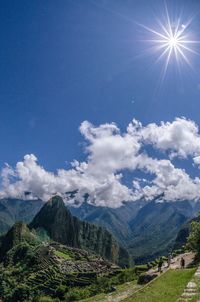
[1,117,200,207]
[139,117,200,160]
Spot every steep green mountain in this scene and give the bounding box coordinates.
[29,196,129,267]
[0,221,122,302]
[0,198,43,234]
[0,221,38,261]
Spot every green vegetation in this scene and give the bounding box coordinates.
[124,268,195,302]
[55,268,137,302]
[80,280,139,302]
[187,218,200,258]
[54,250,72,260]
[0,260,138,302]
[0,220,138,302]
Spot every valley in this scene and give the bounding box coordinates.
[0,195,200,301]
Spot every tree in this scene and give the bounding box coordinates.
[187,219,200,257]
[12,284,32,301]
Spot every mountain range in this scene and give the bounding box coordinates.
[69,198,200,263]
[0,195,200,263]
[0,197,43,234]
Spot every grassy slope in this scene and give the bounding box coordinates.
[80,280,139,302]
[124,269,195,302]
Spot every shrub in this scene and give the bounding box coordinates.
[65,287,91,302]
[11,284,32,301]
[137,273,157,285]
[55,285,66,300]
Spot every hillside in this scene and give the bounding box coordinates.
[124,268,195,302]
[174,215,200,250]
[128,201,188,262]
[29,196,129,267]
[0,221,121,302]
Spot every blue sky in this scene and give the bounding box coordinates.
[0,0,199,170]
[1,1,200,205]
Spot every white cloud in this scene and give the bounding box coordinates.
[136,154,200,201]
[1,117,200,207]
[140,117,200,160]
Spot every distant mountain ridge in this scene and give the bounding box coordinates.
[69,200,145,244]
[70,198,200,263]
[0,198,43,234]
[128,200,189,262]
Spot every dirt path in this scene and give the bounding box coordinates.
[104,284,141,302]
[147,252,195,276]
[171,252,195,269]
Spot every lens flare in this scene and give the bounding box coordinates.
[139,4,200,80]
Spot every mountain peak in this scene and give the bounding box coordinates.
[29,196,129,267]
[0,221,35,260]
[47,195,65,208]
[29,196,79,247]
[29,196,71,229]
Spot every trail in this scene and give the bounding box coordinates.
[103,283,141,302]
[147,252,195,276]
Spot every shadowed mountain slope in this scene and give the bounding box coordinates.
[29,196,129,267]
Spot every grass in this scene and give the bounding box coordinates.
[80,280,139,302]
[54,250,72,260]
[124,268,196,302]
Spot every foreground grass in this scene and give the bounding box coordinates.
[124,268,196,302]
[80,280,140,302]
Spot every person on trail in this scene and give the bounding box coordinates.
[158,257,163,273]
[180,257,185,269]
[168,253,172,267]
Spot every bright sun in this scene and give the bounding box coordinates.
[168,37,178,48]
[139,4,200,80]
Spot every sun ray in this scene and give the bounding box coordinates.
[139,4,200,79]
[136,22,169,40]
[179,44,200,56]
[156,18,171,38]
[155,45,171,64]
[176,45,193,69]
[164,2,173,38]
